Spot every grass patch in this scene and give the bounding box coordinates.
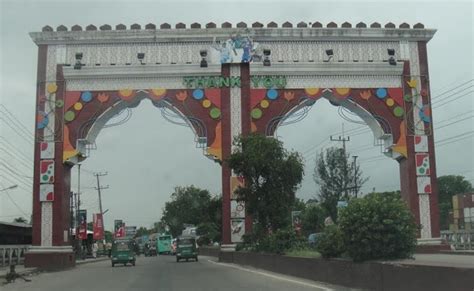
[285,249,321,258]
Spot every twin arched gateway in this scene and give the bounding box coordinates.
[27,22,441,269]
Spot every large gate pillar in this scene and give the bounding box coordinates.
[25,45,75,269]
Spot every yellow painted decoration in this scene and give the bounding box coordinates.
[305,88,320,96]
[63,150,79,162]
[152,88,166,96]
[392,122,407,158]
[73,102,83,110]
[260,100,270,108]
[386,98,395,107]
[202,99,211,108]
[407,79,417,88]
[251,122,257,132]
[335,88,350,96]
[119,89,133,97]
[47,83,58,94]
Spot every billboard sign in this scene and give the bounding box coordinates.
[93,213,104,240]
[77,210,87,240]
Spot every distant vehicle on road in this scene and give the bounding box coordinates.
[176,236,198,262]
[157,234,172,255]
[111,239,136,267]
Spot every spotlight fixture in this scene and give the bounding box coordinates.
[387,49,396,66]
[324,49,334,62]
[200,50,208,68]
[74,52,83,70]
[137,53,145,65]
[263,49,271,66]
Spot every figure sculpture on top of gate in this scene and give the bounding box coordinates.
[27,21,442,269]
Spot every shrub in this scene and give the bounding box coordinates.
[315,225,345,258]
[241,228,306,254]
[338,192,417,262]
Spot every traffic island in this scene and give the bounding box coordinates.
[24,247,75,271]
[218,251,474,291]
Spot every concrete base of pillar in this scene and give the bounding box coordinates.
[25,246,75,270]
[416,237,451,253]
[220,244,236,252]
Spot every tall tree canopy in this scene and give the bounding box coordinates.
[314,147,368,221]
[228,133,304,233]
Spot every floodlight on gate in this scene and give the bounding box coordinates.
[137,53,145,65]
[387,49,396,66]
[200,50,208,68]
[74,52,84,70]
[324,49,334,62]
[263,49,271,66]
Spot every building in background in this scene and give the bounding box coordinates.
[449,193,474,230]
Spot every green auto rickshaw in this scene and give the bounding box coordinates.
[111,239,136,267]
[176,236,198,262]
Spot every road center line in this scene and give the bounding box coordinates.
[206,259,334,291]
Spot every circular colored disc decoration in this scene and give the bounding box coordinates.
[81,91,92,102]
[393,106,404,117]
[266,89,278,100]
[193,89,204,100]
[335,88,350,96]
[376,88,387,99]
[73,102,83,110]
[152,88,166,97]
[55,100,64,108]
[209,108,221,119]
[202,99,211,108]
[47,83,58,94]
[403,94,412,102]
[260,100,270,108]
[305,88,320,96]
[251,108,263,119]
[419,105,431,123]
[64,111,76,122]
[386,98,395,107]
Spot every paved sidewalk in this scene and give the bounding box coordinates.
[0,256,110,280]
[392,253,474,269]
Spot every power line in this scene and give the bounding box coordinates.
[433,90,473,109]
[431,79,473,101]
[0,117,34,145]
[0,104,34,136]
[0,183,31,217]
[0,137,33,161]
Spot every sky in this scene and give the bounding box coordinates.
[0,0,473,231]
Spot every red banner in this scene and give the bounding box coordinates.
[93,213,104,240]
[77,209,87,240]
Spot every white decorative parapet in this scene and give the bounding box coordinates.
[441,230,474,250]
[0,245,30,267]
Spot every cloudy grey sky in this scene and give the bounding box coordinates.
[1,0,473,231]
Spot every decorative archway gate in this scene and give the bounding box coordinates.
[27,21,441,269]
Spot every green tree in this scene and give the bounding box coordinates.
[437,175,473,230]
[135,226,149,238]
[313,147,368,221]
[161,185,213,237]
[104,230,113,243]
[301,204,327,235]
[228,133,304,235]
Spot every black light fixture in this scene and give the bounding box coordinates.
[387,49,396,66]
[137,52,145,65]
[200,50,208,68]
[74,52,83,70]
[324,49,334,62]
[263,49,271,66]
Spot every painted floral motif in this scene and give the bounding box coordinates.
[416,153,431,176]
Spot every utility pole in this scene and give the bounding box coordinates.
[76,164,82,258]
[330,123,351,199]
[94,172,108,241]
[352,155,359,198]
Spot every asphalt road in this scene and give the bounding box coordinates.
[3,255,353,291]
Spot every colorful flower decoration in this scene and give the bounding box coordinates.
[419,105,431,123]
[284,91,295,102]
[97,93,110,103]
[176,91,188,102]
[55,100,64,108]
[359,90,372,100]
